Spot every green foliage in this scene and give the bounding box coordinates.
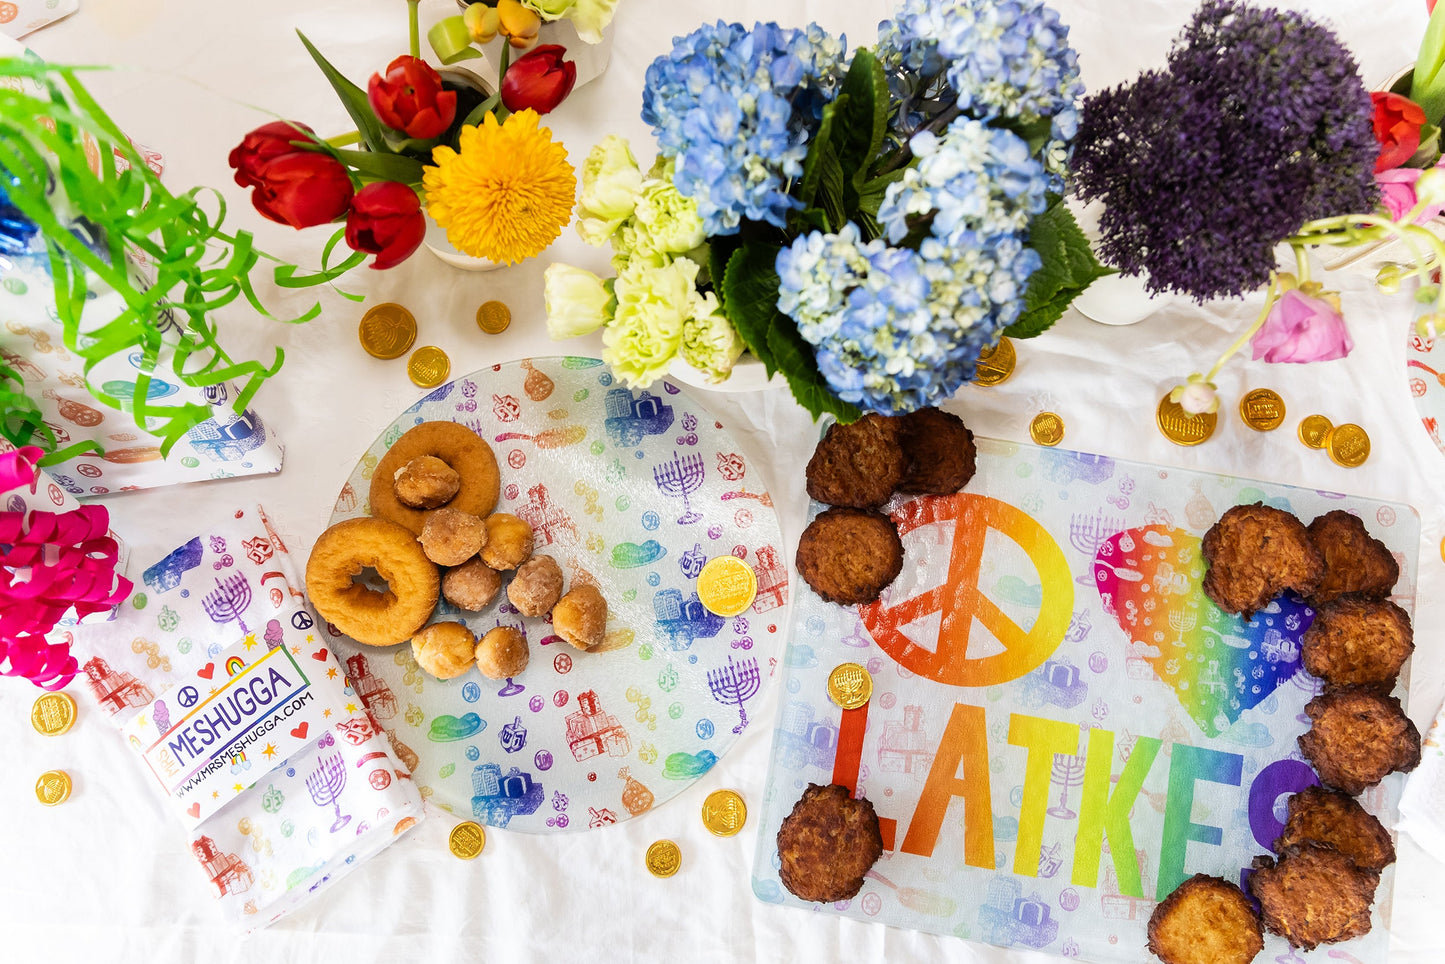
[720,242,784,376]
[0,56,355,457]
[1006,199,1113,339]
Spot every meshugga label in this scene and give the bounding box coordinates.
[123,628,353,829]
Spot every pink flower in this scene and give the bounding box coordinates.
[1377,165,1445,223]
[1251,288,1353,363]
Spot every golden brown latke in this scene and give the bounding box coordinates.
[795,507,904,605]
[1298,687,1421,795]
[1300,597,1414,691]
[1201,503,1324,618]
[1274,785,1396,873]
[1250,842,1380,951]
[1146,874,1263,964]
[895,407,977,495]
[776,784,884,903]
[1307,510,1399,605]
[805,413,907,509]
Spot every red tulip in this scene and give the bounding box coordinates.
[228,120,317,189]
[1371,91,1427,173]
[500,44,576,115]
[238,150,355,229]
[368,55,458,139]
[345,181,426,270]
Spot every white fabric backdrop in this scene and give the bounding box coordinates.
[4,0,1443,961]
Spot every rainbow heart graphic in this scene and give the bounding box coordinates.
[1093,525,1314,737]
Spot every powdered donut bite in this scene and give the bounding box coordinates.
[369,421,500,535]
[552,584,608,650]
[418,507,486,567]
[394,455,460,509]
[306,517,440,646]
[481,513,534,570]
[411,621,477,679]
[475,626,529,679]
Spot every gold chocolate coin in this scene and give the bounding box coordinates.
[645,839,682,878]
[974,337,1017,387]
[701,789,748,837]
[35,769,72,806]
[358,302,417,360]
[697,556,757,618]
[476,300,512,335]
[1326,423,1370,467]
[408,346,451,388]
[828,662,873,711]
[31,692,76,736]
[448,820,486,859]
[1156,393,1216,447]
[1029,411,1065,447]
[1298,414,1333,449]
[1239,388,1286,432]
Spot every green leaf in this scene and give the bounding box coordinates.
[296,31,388,154]
[1005,200,1113,339]
[720,242,784,375]
[798,96,840,208]
[767,323,863,424]
[834,48,889,194]
[428,16,485,65]
[1415,4,1445,123]
[332,147,428,183]
[856,169,906,218]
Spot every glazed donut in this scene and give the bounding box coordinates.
[369,421,500,535]
[306,517,440,646]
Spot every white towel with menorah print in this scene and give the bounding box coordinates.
[68,505,423,931]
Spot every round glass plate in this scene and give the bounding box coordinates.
[1407,324,1445,456]
[327,357,789,832]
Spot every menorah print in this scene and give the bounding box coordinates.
[707,655,761,734]
[1167,605,1198,647]
[202,571,253,635]
[1068,507,1124,557]
[306,750,352,833]
[653,451,706,525]
[1047,752,1086,819]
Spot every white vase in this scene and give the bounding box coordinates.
[668,353,783,393]
[422,218,506,271]
[1068,198,1176,326]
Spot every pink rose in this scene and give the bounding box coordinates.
[1376,166,1445,223]
[1251,289,1353,364]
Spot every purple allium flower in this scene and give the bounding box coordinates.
[1070,0,1378,301]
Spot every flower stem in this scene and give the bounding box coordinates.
[1205,274,1281,382]
[408,0,421,60]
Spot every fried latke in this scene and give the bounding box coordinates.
[896,407,977,495]
[1306,510,1399,605]
[805,413,906,509]
[1298,687,1421,795]
[1274,785,1396,873]
[1300,597,1414,691]
[795,507,903,605]
[1201,503,1324,618]
[775,784,884,903]
[1250,842,1380,951]
[1146,874,1263,964]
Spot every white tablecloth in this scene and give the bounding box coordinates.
[5,0,1443,961]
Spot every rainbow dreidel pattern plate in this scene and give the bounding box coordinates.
[1408,322,1445,457]
[328,358,787,832]
[753,437,1417,964]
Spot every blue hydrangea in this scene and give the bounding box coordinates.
[876,0,1082,183]
[0,182,39,256]
[776,222,1039,414]
[876,118,1050,249]
[641,21,847,235]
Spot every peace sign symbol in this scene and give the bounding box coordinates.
[861,493,1073,687]
[177,685,199,708]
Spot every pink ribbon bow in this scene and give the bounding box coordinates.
[1,446,133,690]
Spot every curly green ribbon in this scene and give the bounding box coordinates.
[0,56,362,457]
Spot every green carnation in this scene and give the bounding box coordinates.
[569,0,618,43]
[576,135,643,245]
[632,160,706,255]
[602,257,698,387]
[680,289,744,382]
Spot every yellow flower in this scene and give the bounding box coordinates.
[424,110,576,265]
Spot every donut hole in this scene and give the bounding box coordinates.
[350,565,392,596]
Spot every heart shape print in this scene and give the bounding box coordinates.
[1094,525,1314,737]
[290,722,309,740]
